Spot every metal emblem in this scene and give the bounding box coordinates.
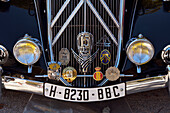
[77,32,93,58]
[59,48,70,65]
[48,70,61,80]
[96,35,111,47]
[0,45,8,64]
[93,67,103,81]
[100,49,111,65]
[49,63,60,70]
[48,62,61,80]
[71,32,98,72]
[62,67,77,82]
[105,67,120,81]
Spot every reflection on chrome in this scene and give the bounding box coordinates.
[1,0,10,2]
[2,74,168,96]
[126,75,167,94]
[13,34,42,65]
[2,76,43,95]
[126,34,154,65]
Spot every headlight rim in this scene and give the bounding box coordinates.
[13,38,42,65]
[126,38,155,65]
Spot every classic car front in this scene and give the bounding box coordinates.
[0,0,170,102]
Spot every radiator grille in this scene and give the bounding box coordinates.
[51,0,120,87]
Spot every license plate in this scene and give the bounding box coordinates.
[44,83,125,102]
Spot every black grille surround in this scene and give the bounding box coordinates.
[51,0,120,87]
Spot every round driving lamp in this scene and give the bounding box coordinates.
[126,34,155,65]
[13,34,42,65]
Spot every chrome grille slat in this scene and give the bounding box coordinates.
[48,0,121,87]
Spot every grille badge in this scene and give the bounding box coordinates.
[48,62,61,81]
[59,48,70,65]
[96,35,112,47]
[105,67,120,81]
[71,32,98,73]
[62,67,77,82]
[77,32,93,59]
[93,67,103,81]
[100,49,111,65]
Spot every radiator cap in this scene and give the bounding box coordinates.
[105,67,120,81]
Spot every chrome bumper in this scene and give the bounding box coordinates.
[2,76,43,95]
[126,75,167,94]
[2,75,168,96]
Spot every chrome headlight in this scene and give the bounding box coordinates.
[126,34,154,65]
[13,34,42,65]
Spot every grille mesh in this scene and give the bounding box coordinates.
[52,0,120,87]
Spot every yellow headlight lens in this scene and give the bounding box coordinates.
[13,38,41,65]
[126,38,154,65]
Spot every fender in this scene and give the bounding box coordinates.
[123,0,170,77]
[0,0,46,75]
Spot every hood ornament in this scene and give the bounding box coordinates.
[71,32,98,72]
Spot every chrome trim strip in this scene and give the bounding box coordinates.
[77,75,96,77]
[100,0,120,28]
[47,0,54,61]
[51,0,71,28]
[77,74,133,77]
[115,0,125,68]
[129,0,138,39]
[126,75,167,95]
[122,0,138,72]
[86,0,118,46]
[84,0,87,32]
[52,0,84,46]
[59,77,72,86]
[2,75,168,99]
[98,78,108,86]
[35,75,48,77]
[34,0,48,68]
[35,74,133,78]
[120,74,134,77]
